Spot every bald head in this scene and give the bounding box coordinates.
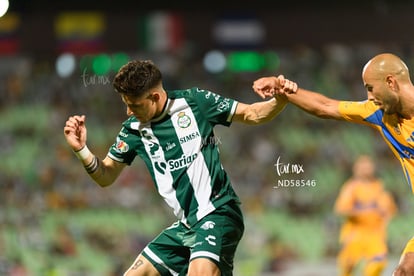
[363,53,411,83]
[352,154,376,179]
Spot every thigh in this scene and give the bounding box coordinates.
[188,258,220,276]
[364,234,387,260]
[190,202,244,275]
[337,240,361,268]
[142,221,191,275]
[124,254,161,276]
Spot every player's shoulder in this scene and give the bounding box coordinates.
[167,87,208,99]
[340,99,377,109]
[121,116,138,130]
[339,99,382,119]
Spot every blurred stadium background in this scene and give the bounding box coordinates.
[1,0,414,275]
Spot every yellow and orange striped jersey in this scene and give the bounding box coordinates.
[339,100,414,192]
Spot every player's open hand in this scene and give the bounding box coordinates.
[63,115,87,151]
[253,75,298,99]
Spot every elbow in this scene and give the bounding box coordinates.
[98,182,113,188]
[242,108,279,125]
[94,177,115,188]
[311,108,339,120]
[243,114,268,125]
[314,111,332,119]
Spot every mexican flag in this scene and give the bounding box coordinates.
[138,12,183,52]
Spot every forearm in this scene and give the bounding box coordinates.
[286,88,342,119]
[238,96,288,125]
[74,146,122,187]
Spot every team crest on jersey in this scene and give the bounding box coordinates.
[407,132,414,143]
[217,99,230,112]
[115,139,129,153]
[200,221,215,230]
[177,112,191,128]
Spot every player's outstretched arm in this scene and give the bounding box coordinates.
[287,88,343,120]
[232,94,288,125]
[253,76,343,120]
[233,75,294,125]
[63,115,126,187]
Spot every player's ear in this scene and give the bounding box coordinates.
[386,75,397,90]
[149,91,161,102]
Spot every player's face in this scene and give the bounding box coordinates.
[363,73,399,115]
[353,155,375,180]
[121,93,157,123]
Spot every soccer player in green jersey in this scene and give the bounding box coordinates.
[63,60,291,276]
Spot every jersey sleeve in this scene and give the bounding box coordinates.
[334,181,355,215]
[378,190,398,219]
[107,125,137,165]
[191,87,238,126]
[338,100,381,127]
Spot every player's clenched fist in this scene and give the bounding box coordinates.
[252,75,298,99]
[63,115,87,151]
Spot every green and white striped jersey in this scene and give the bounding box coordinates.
[108,87,241,226]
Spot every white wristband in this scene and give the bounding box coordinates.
[74,145,91,160]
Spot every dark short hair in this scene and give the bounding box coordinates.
[112,60,162,97]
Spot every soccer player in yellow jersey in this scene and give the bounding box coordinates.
[252,52,414,275]
[334,155,397,276]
